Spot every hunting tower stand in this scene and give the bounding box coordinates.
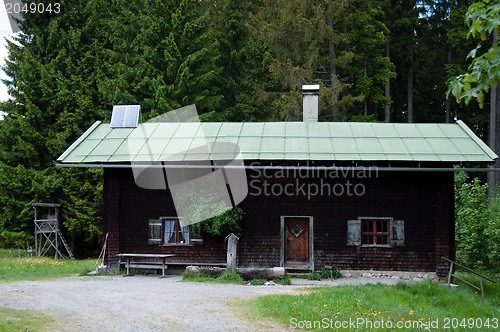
[33,203,74,259]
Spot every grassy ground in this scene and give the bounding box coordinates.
[0,308,55,332]
[182,271,245,284]
[0,249,95,282]
[248,275,500,331]
[0,250,96,331]
[2,250,498,331]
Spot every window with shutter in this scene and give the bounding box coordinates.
[148,218,190,245]
[347,218,404,247]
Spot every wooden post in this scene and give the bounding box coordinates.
[447,261,454,285]
[225,233,239,273]
[480,277,484,303]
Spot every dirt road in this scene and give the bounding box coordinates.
[0,275,307,331]
[0,274,408,331]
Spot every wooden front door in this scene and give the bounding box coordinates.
[284,217,310,268]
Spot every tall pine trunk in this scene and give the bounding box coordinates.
[488,29,499,198]
[487,84,500,198]
[385,40,391,122]
[445,50,452,123]
[407,44,414,123]
[329,19,340,119]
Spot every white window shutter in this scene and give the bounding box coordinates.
[347,220,361,246]
[390,220,405,247]
[148,219,162,244]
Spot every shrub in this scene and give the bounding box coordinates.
[454,172,500,270]
[306,271,322,280]
[274,273,291,285]
[0,230,33,248]
[318,267,341,279]
[486,193,500,270]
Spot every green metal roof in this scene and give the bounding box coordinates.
[57,120,497,163]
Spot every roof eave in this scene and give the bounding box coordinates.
[456,120,498,161]
[57,121,102,162]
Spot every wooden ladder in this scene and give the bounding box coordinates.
[57,231,75,259]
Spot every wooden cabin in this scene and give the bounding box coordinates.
[57,90,496,276]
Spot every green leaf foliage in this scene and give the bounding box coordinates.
[175,186,243,237]
[454,172,500,270]
[447,0,500,108]
[486,189,500,267]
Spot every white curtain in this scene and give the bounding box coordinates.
[181,225,189,244]
[164,219,176,243]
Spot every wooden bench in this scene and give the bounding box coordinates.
[118,253,175,277]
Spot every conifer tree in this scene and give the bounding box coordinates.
[0,0,224,250]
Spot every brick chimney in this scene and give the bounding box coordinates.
[302,84,319,122]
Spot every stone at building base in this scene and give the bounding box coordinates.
[340,270,438,281]
[96,266,108,274]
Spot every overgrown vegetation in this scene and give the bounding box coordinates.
[319,267,342,280]
[0,249,95,282]
[182,270,291,285]
[294,268,342,281]
[176,187,244,237]
[182,271,244,284]
[249,276,500,331]
[455,172,500,270]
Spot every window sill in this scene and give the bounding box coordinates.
[160,244,193,247]
[360,245,392,248]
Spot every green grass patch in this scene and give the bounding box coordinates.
[247,278,267,286]
[247,275,292,286]
[249,276,500,331]
[275,273,292,285]
[0,248,33,258]
[217,271,245,284]
[294,268,341,281]
[0,252,96,282]
[182,271,244,284]
[0,308,55,331]
[318,267,342,279]
[182,270,292,286]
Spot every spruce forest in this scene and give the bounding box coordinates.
[0,0,498,255]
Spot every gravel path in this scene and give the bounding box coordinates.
[0,274,402,331]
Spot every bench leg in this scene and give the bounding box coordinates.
[160,258,167,278]
[124,257,133,276]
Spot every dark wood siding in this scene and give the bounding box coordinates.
[104,165,454,275]
[103,168,227,267]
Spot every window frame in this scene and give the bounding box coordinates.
[162,217,189,245]
[149,217,190,246]
[360,217,391,247]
